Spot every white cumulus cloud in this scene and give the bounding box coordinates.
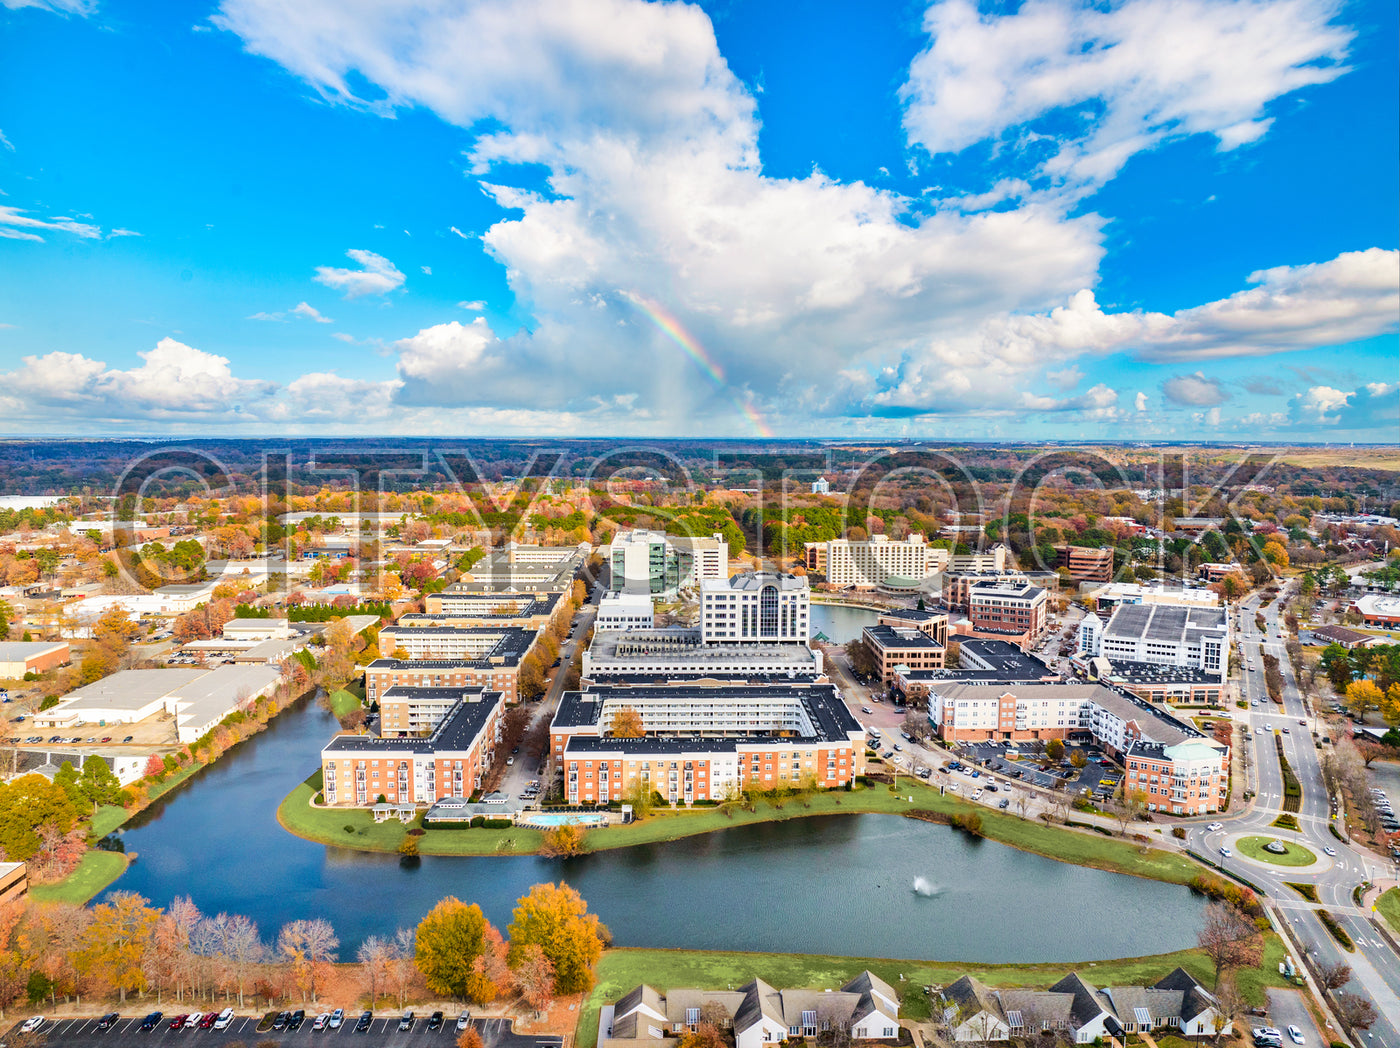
[313,248,405,298]
[901,0,1353,196]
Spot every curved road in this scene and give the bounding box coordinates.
[1185,580,1400,1047]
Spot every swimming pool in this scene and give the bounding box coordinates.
[518,812,608,828]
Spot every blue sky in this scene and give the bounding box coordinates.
[0,0,1395,440]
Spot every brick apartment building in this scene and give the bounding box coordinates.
[364,654,526,706]
[550,682,866,804]
[321,686,503,807]
[862,624,946,682]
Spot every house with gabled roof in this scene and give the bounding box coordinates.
[939,976,1009,1043]
[604,972,899,1048]
[936,966,1230,1042]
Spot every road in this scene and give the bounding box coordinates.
[1183,580,1400,1047]
[497,582,601,800]
[2,1013,559,1048]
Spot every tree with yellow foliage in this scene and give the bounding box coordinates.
[609,706,644,738]
[1346,679,1383,721]
[507,882,606,994]
[1262,540,1289,568]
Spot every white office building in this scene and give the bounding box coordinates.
[596,593,656,632]
[700,571,810,644]
[1100,604,1229,683]
[1076,614,1104,658]
[608,529,728,598]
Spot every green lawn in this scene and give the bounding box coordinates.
[329,686,364,718]
[88,804,130,838]
[576,938,1292,1048]
[1377,887,1400,934]
[1236,836,1316,867]
[278,782,548,855]
[29,850,129,905]
[277,779,1200,882]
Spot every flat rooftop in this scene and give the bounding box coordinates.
[324,689,501,754]
[863,624,943,650]
[1104,603,1227,644]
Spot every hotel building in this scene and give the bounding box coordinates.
[803,533,949,589]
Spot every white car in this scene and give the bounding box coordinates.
[1287,1025,1305,1045]
[1219,846,1232,857]
[328,1009,344,1030]
[1207,822,1223,831]
[972,789,983,800]
[185,1013,204,1029]
[1324,846,1336,856]
[21,1017,44,1034]
[457,1014,471,1032]
[946,782,959,792]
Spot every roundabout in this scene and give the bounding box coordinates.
[1235,835,1317,867]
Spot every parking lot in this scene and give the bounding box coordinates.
[2,1014,561,1048]
[954,741,1122,798]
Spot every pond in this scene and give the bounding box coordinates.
[104,696,1206,960]
[809,603,881,644]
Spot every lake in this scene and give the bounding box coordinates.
[104,696,1205,960]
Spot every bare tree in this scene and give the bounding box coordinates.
[1319,960,1352,992]
[1196,902,1263,989]
[1333,992,1378,1031]
[277,918,338,1003]
[1015,790,1032,820]
[389,928,416,1009]
[357,936,393,1008]
[223,915,263,1009]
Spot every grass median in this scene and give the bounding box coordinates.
[278,777,1200,884]
[576,937,1291,1048]
[29,850,129,905]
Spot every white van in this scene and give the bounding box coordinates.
[866,728,882,742]
[214,1008,235,1030]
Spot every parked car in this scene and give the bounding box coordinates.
[140,1013,164,1031]
[272,1012,290,1031]
[355,1011,373,1032]
[399,1012,415,1031]
[998,798,1010,809]
[98,1013,121,1031]
[288,1009,306,1030]
[329,1008,345,1029]
[428,1011,445,1031]
[215,1008,235,1029]
[457,1013,472,1032]
[199,1013,218,1030]
[170,1015,190,1030]
[313,1014,329,1031]
[185,1012,204,1028]
[1287,1024,1305,1044]
[21,1017,45,1034]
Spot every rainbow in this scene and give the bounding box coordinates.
[623,289,772,437]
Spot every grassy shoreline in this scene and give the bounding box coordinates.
[29,850,130,905]
[576,940,1292,1048]
[277,777,1202,885]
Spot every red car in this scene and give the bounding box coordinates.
[169,1015,188,1030]
[199,1013,217,1029]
